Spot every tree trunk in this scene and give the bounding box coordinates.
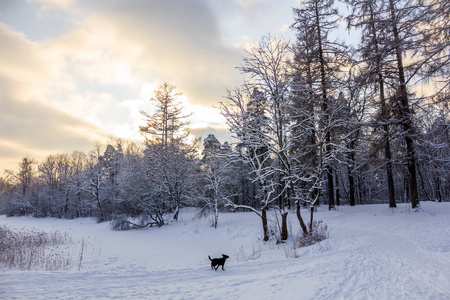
[358,174,364,204]
[172,204,179,221]
[327,167,335,210]
[367,0,397,209]
[262,207,269,241]
[385,143,396,208]
[214,199,218,228]
[281,211,288,241]
[404,175,410,203]
[313,1,335,211]
[348,165,356,206]
[335,169,340,206]
[64,188,69,219]
[405,136,419,208]
[96,188,104,222]
[347,138,357,206]
[309,205,314,234]
[388,0,419,209]
[296,199,309,236]
[434,175,442,202]
[290,181,308,236]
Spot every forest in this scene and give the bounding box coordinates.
[0,0,448,242]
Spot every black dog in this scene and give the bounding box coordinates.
[208,254,229,271]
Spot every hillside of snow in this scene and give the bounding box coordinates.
[1,202,450,299]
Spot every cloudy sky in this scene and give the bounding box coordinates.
[0,0,300,171]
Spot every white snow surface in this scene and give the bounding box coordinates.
[1,202,450,300]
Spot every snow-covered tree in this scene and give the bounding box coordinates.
[140,83,199,223]
[37,153,73,217]
[68,150,90,218]
[221,86,274,240]
[201,134,235,228]
[101,143,124,216]
[4,157,37,216]
[78,143,111,222]
[222,35,312,239]
[140,82,190,146]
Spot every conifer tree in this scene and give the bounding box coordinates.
[140,83,198,222]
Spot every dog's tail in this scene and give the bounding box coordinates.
[208,255,212,261]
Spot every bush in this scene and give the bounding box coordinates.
[110,214,164,231]
[295,220,329,248]
[284,220,330,258]
[110,216,133,231]
[0,225,77,270]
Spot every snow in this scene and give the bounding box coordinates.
[1,202,450,300]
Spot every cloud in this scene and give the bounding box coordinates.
[53,0,244,106]
[62,91,149,141]
[212,0,297,42]
[0,23,105,171]
[35,0,246,141]
[0,78,105,171]
[28,0,76,9]
[0,0,300,171]
[0,82,103,150]
[184,104,228,130]
[0,23,72,100]
[51,22,144,87]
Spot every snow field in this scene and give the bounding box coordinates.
[1,202,449,300]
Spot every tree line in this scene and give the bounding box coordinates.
[0,0,448,241]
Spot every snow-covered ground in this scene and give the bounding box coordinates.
[1,202,449,300]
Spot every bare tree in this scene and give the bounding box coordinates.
[80,145,109,222]
[69,150,89,217]
[221,86,274,241]
[292,0,349,211]
[345,0,398,207]
[38,153,73,217]
[222,35,311,239]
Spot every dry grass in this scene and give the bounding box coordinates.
[0,225,80,271]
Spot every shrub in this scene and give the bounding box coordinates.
[110,214,164,231]
[295,220,329,248]
[110,216,133,231]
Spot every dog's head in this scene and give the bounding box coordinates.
[222,254,229,260]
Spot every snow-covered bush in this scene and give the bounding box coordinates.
[110,216,133,231]
[110,214,164,231]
